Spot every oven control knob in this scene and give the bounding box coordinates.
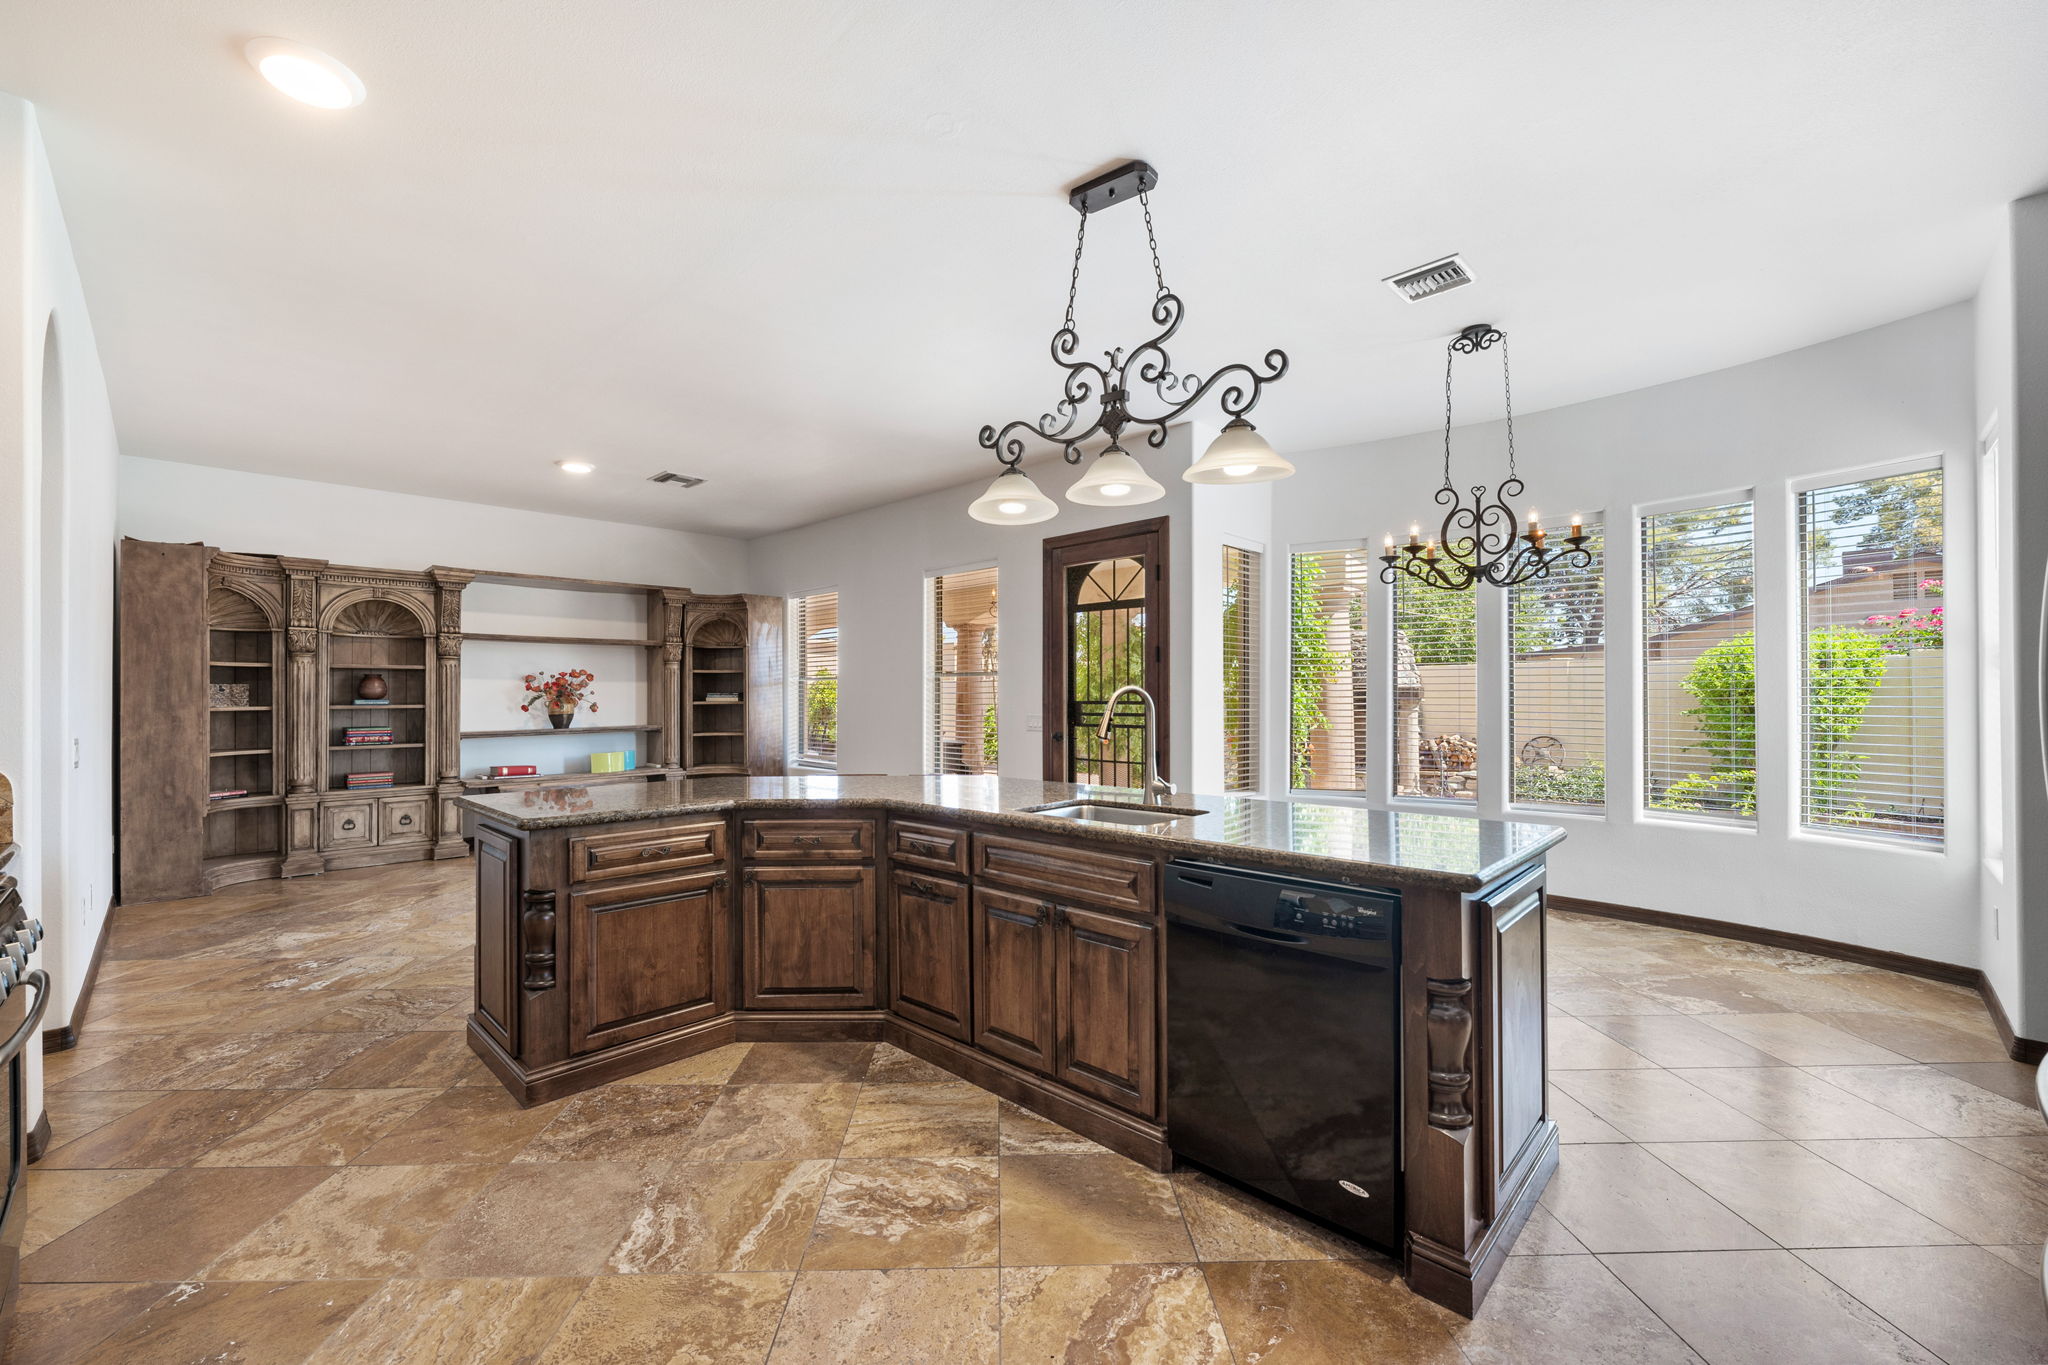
[0,958,17,988]
[24,919,42,949]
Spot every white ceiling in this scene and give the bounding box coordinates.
[6,1,2047,537]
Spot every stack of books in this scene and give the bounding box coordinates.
[489,764,540,779]
[343,726,394,746]
[350,698,391,707]
[590,750,638,773]
[703,691,740,702]
[208,788,248,802]
[345,771,396,791]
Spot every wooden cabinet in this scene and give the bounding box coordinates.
[887,871,972,1041]
[971,832,1154,915]
[742,817,874,863]
[743,865,877,1009]
[972,886,1159,1117]
[973,887,1059,1073]
[570,819,725,883]
[320,801,375,850]
[888,820,969,878]
[1053,905,1159,1115]
[570,868,730,1052]
[380,794,431,845]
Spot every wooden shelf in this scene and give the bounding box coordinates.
[326,782,433,796]
[687,764,747,776]
[693,730,744,738]
[462,632,659,648]
[459,724,660,740]
[332,663,427,671]
[692,668,744,674]
[328,742,425,752]
[210,706,272,713]
[209,660,272,668]
[693,699,743,705]
[332,703,425,709]
[206,793,282,811]
[209,748,274,757]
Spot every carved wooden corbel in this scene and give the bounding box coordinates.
[520,889,558,991]
[1426,977,1475,1130]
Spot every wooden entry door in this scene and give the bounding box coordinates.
[1042,517,1170,785]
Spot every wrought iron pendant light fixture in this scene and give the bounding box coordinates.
[1380,323,1590,590]
[969,161,1291,524]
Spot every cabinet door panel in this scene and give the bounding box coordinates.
[741,818,874,863]
[472,825,519,1052]
[743,865,877,1009]
[888,872,971,1041]
[320,801,375,850]
[973,887,1057,1074]
[1054,905,1159,1116]
[570,868,729,1052]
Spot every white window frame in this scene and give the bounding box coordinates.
[787,588,839,771]
[923,560,999,777]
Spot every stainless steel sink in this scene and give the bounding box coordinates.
[1027,801,1208,829]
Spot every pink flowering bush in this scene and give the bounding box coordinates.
[1865,579,1943,653]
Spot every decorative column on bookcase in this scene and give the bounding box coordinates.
[656,588,688,771]
[429,567,475,858]
[277,556,328,877]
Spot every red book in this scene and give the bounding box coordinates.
[490,765,540,777]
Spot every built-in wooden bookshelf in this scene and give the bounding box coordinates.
[684,608,748,774]
[325,600,432,793]
[202,585,283,885]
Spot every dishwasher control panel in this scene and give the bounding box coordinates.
[1273,891,1391,940]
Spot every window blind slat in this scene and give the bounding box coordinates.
[1393,574,1479,802]
[1509,518,1606,809]
[1797,467,1944,844]
[1289,548,1370,790]
[929,567,999,775]
[1642,500,1755,821]
[792,591,839,766]
[1221,546,1260,791]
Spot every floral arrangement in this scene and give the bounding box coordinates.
[1865,579,1944,653]
[522,669,599,714]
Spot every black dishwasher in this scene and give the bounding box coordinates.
[1165,860,1400,1252]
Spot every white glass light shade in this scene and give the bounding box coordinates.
[1183,418,1293,484]
[1066,447,1166,506]
[967,467,1058,525]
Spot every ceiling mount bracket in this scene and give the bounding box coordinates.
[1067,160,1158,215]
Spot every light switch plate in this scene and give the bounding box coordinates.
[1026,715,1042,732]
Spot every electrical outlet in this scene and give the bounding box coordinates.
[72,737,79,769]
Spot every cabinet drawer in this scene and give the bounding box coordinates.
[321,801,375,850]
[741,817,873,863]
[971,833,1155,916]
[379,795,431,845]
[571,820,727,883]
[888,820,968,877]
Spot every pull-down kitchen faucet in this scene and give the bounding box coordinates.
[1097,684,1176,806]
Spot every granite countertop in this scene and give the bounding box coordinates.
[456,775,1563,892]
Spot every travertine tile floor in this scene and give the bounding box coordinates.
[12,859,2048,1363]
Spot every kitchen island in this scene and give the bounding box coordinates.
[457,774,1563,1314]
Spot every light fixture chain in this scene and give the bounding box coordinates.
[1063,209,1088,333]
[1501,330,1517,479]
[1441,344,1456,491]
[1138,190,1168,296]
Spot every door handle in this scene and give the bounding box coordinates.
[1230,922,1310,945]
[639,845,674,858]
[986,905,1042,928]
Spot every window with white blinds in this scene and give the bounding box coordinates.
[928,567,998,775]
[1797,466,1944,844]
[1509,518,1606,809]
[1392,574,1479,802]
[1289,547,1371,790]
[791,591,840,767]
[1642,499,1755,821]
[1221,545,1261,791]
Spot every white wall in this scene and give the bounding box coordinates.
[744,431,1202,786]
[1269,304,1981,972]
[117,457,750,591]
[0,96,124,1123]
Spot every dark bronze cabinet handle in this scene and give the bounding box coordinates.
[340,818,357,832]
[986,904,1042,928]
[904,877,952,900]
[793,834,823,846]
[398,814,414,827]
[639,845,675,858]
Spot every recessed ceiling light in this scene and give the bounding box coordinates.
[556,459,596,475]
[244,38,366,110]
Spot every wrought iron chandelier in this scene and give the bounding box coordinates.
[1379,323,1589,590]
[968,161,1292,525]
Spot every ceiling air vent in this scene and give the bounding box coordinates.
[647,471,705,488]
[1384,254,1473,303]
